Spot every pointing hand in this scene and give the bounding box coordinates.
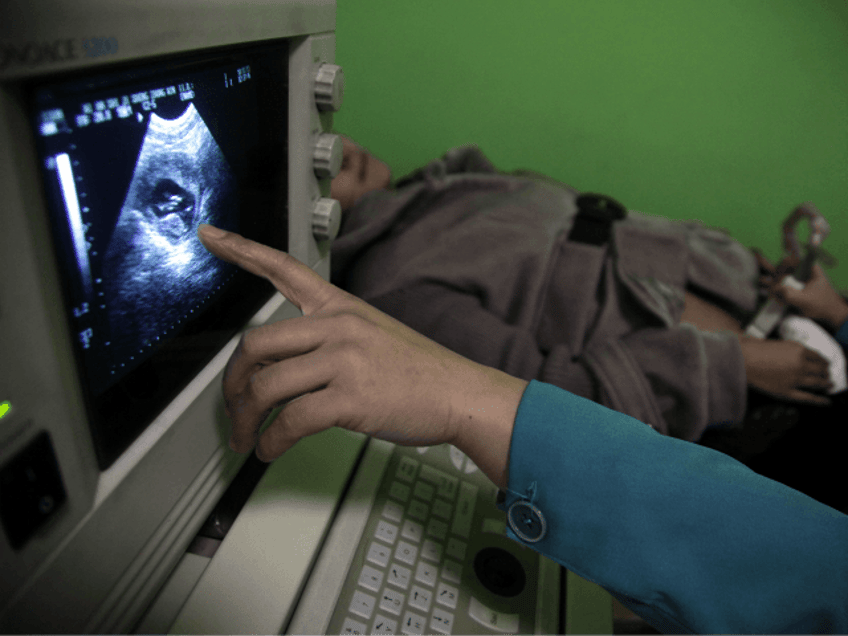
[196,224,525,487]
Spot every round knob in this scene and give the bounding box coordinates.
[473,547,526,598]
[315,63,344,112]
[313,133,343,178]
[312,198,342,241]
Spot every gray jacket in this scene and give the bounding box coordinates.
[331,145,761,441]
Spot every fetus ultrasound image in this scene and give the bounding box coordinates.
[103,103,236,369]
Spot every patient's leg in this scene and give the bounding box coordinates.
[680,290,744,335]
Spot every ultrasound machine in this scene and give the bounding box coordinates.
[0,1,612,633]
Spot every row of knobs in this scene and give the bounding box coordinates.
[312,63,345,242]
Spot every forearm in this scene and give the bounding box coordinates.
[451,364,527,490]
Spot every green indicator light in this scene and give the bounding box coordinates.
[0,401,10,419]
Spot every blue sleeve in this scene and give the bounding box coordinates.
[836,318,848,355]
[496,380,848,634]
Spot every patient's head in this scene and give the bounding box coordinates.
[331,135,392,212]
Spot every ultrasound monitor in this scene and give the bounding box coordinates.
[31,42,292,470]
[0,1,346,631]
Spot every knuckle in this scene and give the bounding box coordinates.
[245,372,276,415]
[336,340,370,375]
[239,327,263,358]
[337,304,367,325]
[334,310,376,341]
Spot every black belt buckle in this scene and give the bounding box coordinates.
[569,193,627,246]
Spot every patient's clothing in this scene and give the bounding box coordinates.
[332,144,761,442]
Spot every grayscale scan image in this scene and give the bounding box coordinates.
[103,103,235,367]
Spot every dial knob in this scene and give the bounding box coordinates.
[313,133,343,178]
[315,64,344,112]
[312,198,342,241]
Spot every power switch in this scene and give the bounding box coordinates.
[0,431,67,550]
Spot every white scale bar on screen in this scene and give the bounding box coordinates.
[55,153,93,298]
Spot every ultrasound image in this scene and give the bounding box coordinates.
[103,103,235,369]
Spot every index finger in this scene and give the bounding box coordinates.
[197,224,336,315]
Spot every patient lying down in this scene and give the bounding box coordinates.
[328,135,837,456]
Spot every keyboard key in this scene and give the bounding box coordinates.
[387,563,412,590]
[349,590,376,619]
[388,481,411,503]
[371,614,398,635]
[400,610,427,635]
[341,617,367,634]
[394,540,418,566]
[375,520,398,545]
[436,478,458,500]
[366,541,391,568]
[451,482,478,539]
[358,565,384,592]
[418,466,458,501]
[431,499,452,521]
[468,596,519,632]
[426,518,448,541]
[441,559,462,584]
[420,538,442,563]
[414,561,437,588]
[382,500,404,523]
[435,581,458,609]
[396,456,419,482]
[400,519,423,543]
[430,608,455,635]
[379,587,405,616]
[412,481,435,502]
[446,537,467,561]
[407,585,432,613]
[407,499,428,522]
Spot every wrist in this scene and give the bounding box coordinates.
[452,365,527,490]
[737,336,764,388]
[826,303,848,332]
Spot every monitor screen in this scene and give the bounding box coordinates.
[28,41,290,470]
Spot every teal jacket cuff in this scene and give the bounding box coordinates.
[496,379,848,634]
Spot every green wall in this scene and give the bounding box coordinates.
[334,0,848,291]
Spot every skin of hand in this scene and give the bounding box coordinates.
[679,287,831,405]
[745,251,841,405]
[737,336,832,406]
[767,262,848,333]
[196,224,526,490]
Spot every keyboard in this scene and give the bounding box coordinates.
[325,443,561,635]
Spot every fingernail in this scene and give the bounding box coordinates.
[198,224,227,240]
